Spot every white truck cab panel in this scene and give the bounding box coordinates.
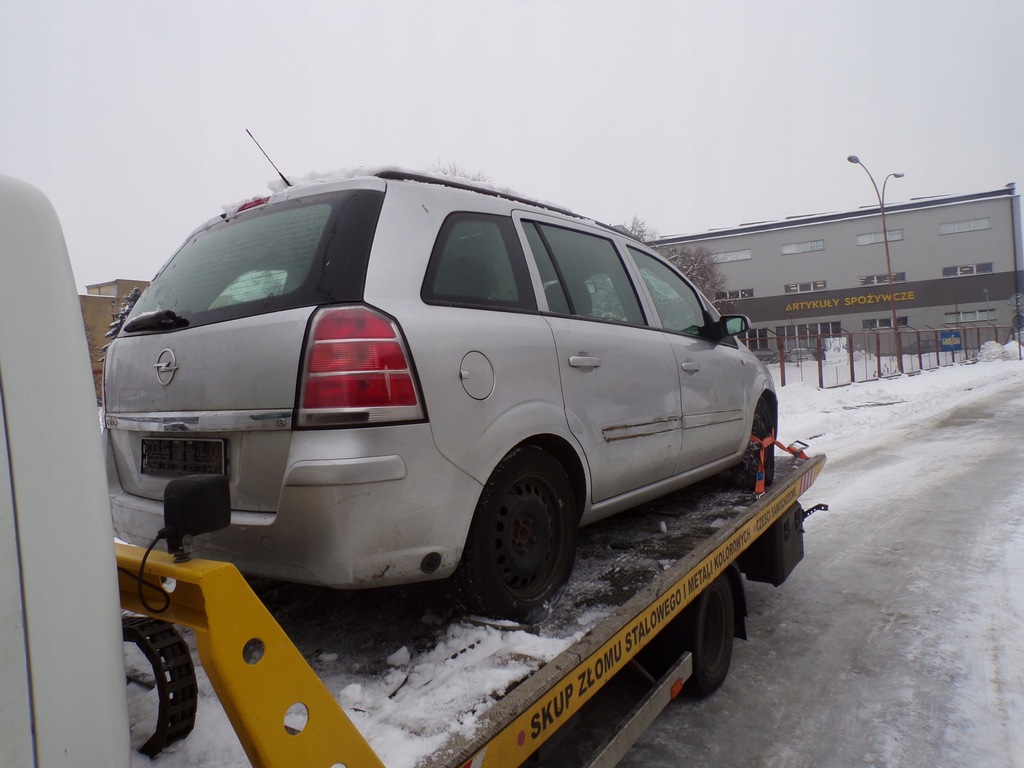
[0,174,130,766]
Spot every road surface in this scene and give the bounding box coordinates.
[620,384,1024,768]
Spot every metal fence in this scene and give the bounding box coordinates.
[741,325,1023,388]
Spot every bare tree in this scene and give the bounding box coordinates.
[105,286,141,339]
[625,215,659,244]
[428,161,491,183]
[661,245,727,302]
[624,216,728,304]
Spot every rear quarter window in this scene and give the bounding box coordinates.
[422,213,537,311]
[124,189,384,331]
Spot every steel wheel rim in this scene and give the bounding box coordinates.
[493,475,558,599]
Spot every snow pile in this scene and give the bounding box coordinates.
[130,354,1024,768]
[977,339,1022,362]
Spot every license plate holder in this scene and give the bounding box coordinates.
[141,438,226,477]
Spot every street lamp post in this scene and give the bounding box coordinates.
[848,155,905,373]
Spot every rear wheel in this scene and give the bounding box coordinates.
[684,574,735,696]
[454,446,577,623]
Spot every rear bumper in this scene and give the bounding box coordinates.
[109,425,483,588]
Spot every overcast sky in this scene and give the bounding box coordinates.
[3,0,1022,290]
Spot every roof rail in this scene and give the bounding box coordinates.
[373,169,589,223]
[374,169,649,243]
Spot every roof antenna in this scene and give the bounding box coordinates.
[246,129,292,188]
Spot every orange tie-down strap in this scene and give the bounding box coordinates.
[751,431,810,496]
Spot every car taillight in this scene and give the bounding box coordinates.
[297,306,425,427]
[235,196,270,213]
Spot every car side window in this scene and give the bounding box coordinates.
[525,221,645,325]
[423,213,537,311]
[523,222,571,314]
[628,247,707,336]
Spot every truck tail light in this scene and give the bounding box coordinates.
[297,306,425,427]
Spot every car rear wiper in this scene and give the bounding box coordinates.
[122,309,190,334]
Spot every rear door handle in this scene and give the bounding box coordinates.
[569,355,601,369]
[681,361,700,373]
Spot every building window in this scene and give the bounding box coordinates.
[856,229,903,246]
[939,217,991,235]
[712,248,752,264]
[776,322,842,337]
[941,262,993,278]
[87,283,117,297]
[781,239,825,255]
[862,316,909,330]
[859,272,906,286]
[743,327,773,351]
[945,309,996,323]
[715,288,753,301]
[784,280,827,294]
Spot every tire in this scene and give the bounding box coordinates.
[454,446,577,623]
[684,574,735,697]
[733,397,775,492]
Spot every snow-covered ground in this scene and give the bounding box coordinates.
[621,341,1024,768]
[128,343,1024,768]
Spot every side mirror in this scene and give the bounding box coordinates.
[163,475,231,562]
[719,314,750,338]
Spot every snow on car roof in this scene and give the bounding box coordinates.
[218,165,612,231]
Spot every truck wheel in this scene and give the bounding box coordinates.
[734,398,775,492]
[684,574,735,697]
[455,446,577,623]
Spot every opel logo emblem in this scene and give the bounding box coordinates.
[154,348,179,386]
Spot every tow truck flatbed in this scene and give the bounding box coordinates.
[118,452,825,768]
[428,453,825,768]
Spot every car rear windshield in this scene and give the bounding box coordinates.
[123,189,384,333]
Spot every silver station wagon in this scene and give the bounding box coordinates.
[105,170,776,621]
